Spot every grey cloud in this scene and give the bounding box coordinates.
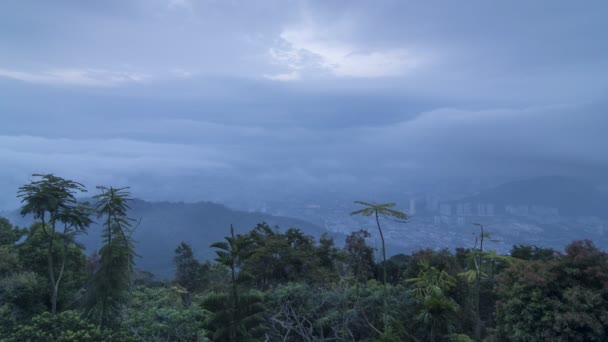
[1,0,607,209]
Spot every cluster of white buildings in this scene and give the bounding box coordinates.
[432,202,495,226]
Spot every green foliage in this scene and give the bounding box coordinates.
[0,217,26,246]
[4,176,608,342]
[0,304,18,338]
[174,241,204,293]
[345,229,376,284]
[0,218,24,279]
[408,259,457,297]
[7,310,137,342]
[123,286,210,341]
[17,174,91,314]
[244,223,324,288]
[446,334,474,342]
[0,245,20,277]
[351,201,408,332]
[17,174,87,223]
[494,240,608,341]
[203,225,266,341]
[0,271,48,316]
[350,202,408,286]
[85,186,137,327]
[317,232,346,281]
[510,244,555,261]
[264,280,412,341]
[350,201,408,221]
[17,225,88,312]
[408,260,460,341]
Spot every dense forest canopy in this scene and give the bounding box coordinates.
[1,174,607,341]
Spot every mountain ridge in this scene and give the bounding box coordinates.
[2,198,333,278]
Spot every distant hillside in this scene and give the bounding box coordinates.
[458,176,608,218]
[3,199,331,278]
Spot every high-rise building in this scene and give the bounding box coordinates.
[426,195,439,212]
[477,203,486,216]
[409,199,416,215]
[486,203,495,216]
[463,202,472,216]
[434,216,441,225]
[456,204,464,216]
[440,203,452,216]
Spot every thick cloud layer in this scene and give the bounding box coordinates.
[1,0,607,208]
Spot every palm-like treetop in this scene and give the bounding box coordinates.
[351,201,408,333]
[350,201,408,222]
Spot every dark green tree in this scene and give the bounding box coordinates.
[174,241,203,307]
[316,232,345,283]
[344,229,375,285]
[0,217,26,277]
[459,223,513,341]
[17,224,88,314]
[17,174,90,314]
[203,225,266,341]
[0,217,26,246]
[494,240,608,341]
[124,286,209,341]
[9,310,137,341]
[174,241,202,292]
[510,244,555,261]
[244,223,321,288]
[85,186,136,328]
[407,260,460,341]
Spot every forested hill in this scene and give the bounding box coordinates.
[5,199,331,277]
[96,199,335,276]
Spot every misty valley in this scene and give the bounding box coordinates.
[2,0,608,340]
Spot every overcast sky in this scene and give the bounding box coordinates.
[1,0,607,209]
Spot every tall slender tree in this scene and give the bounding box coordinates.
[351,201,407,332]
[459,223,511,341]
[17,174,90,314]
[351,202,408,288]
[173,241,202,307]
[85,186,136,328]
[203,225,265,341]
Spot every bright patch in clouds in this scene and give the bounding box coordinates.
[263,71,300,81]
[0,68,148,87]
[267,25,420,80]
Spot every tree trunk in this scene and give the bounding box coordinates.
[474,225,484,342]
[375,211,389,333]
[52,256,66,314]
[48,218,58,314]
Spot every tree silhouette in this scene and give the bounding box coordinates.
[459,223,512,342]
[407,259,459,341]
[351,202,407,288]
[351,201,407,332]
[17,174,90,314]
[203,225,266,341]
[85,186,136,328]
